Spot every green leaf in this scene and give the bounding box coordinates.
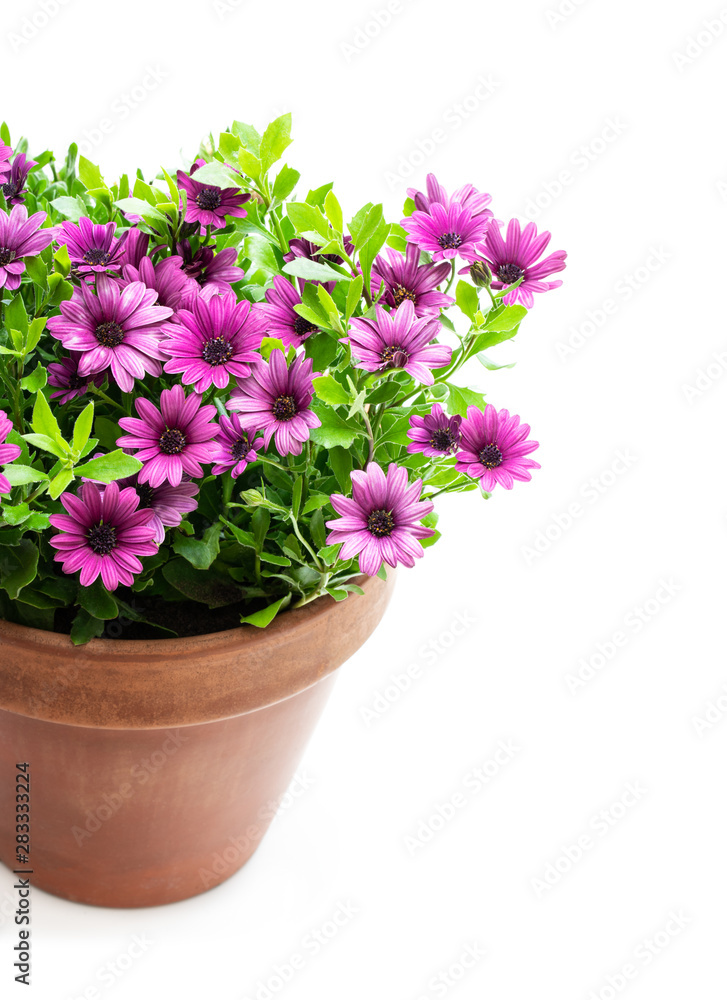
[73,402,95,454]
[163,559,243,608]
[172,522,220,571]
[349,203,384,251]
[484,304,527,333]
[260,552,292,567]
[1,465,48,487]
[240,490,289,516]
[31,390,63,442]
[24,318,47,357]
[477,352,516,371]
[287,202,330,240]
[70,608,105,645]
[306,182,334,208]
[0,539,39,599]
[50,196,86,223]
[240,594,291,628]
[220,516,256,549]
[456,280,479,322]
[312,375,352,406]
[5,293,28,339]
[78,156,105,190]
[447,385,487,417]
[74,450,142,483]
[318,542,342,564]
[309,405,363,449]
[22,433,67,460]
[328,447,353,493]
[324,190,343,233]
[310,509,327,549]
[114,197,166,223]
[78,578,118,620]
[325,587,348,602]
[252,506,271,551]
[49,467,75,500]
[345,274,364,323]
[19,363,47,393]
[260,113,293,173]
[359,219,390,295]
[272,165,301,202]
[284,257,343,284]
[302,492,332,515]
[2,504,31,526]
[189,160,240,188]
[24,254,48,291]
[232,120,262,154]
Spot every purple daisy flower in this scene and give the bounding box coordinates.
[3,153,37,206]
[179,243,245,301]
[407,173,493,220]
[0,144,11,185]
[346,300,451,385]
[227,350,321,457]
[455,404,540,491]
[371,244,454,317]
[47,273,172,393]
[325,462,434,576]
[260,274,318,348]
[210,414,263,478]
[163,293,264,392]
[402,203,491,264]
[117,385,219,488]
[55,217,129,275]
[407,404,462,457]
[0,204,55,291]
[481,219,567,308]
[177,158,251,230]
[0,410,21,495]
[49,481,158,590]
[108,474,200,544]
[121,255,193,313]
[48,351,107,404]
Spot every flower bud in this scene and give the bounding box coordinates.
[469,260,492,288]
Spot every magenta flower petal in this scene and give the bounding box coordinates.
[55,217,129,275]
[177,158,251,230]
[401,202,491,264]
[209,413,264,478]
[346,300,451,385]
[481,219,567,307]
[407,404,462,457]
[260,275,319,347]
[0,204,55,291]
[371,243,454,317]
[455,404,540,490]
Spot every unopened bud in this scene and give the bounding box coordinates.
[469,260,492,288]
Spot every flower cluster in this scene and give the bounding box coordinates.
[0,119,565,642]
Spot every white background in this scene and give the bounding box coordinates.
[1,0,725,997]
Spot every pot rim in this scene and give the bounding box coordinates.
[0,572,393,730]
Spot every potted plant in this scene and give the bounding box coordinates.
[0,116,566,907]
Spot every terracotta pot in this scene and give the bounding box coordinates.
[0,574,392,908]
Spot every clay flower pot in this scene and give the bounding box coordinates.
[0,574,392,908]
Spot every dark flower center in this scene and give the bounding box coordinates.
[498,263,524,285]
[95,321,125,347]
[136,482,155,507]
[2,182,18,199]
[159,428,187,455]
[201,335,234,366]
[87,522,117,555]
[0,246,17,266]
[392,284,417,307]
[430,428,458,453]
[67,372,88,390]
[231,437,251,461]
[367,509,395,537]
[478,443,503,469]
[196,188,222,211]
[380,344,410,369]
[437,232,462,250]
[293,315,317,338]
[272,395,298,421]
[83,247,111,266]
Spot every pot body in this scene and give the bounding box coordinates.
[0,575,391,907]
